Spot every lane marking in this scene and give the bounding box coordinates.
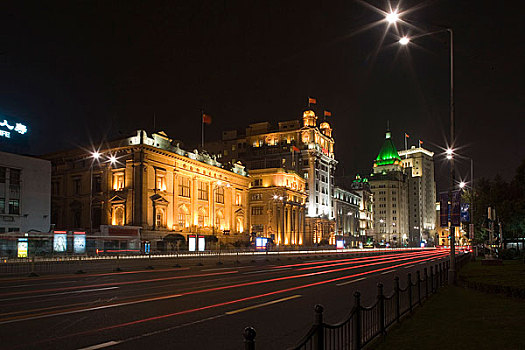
[0,293,182,325]
[242,267,292,275]
[404,264,415,269]
[0,287,120,302]
[336,277,367,287]
[77,341,121,350]
[380,270,395,275]
[225,294,302,315]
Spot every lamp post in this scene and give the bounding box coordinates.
[89,151,101,233]
[389,12,457,283]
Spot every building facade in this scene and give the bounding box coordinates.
[0,151,51,233]
[206,109,337,245]
[248,168,307,245]
[44,130,251,250]
[333,186,361,246]
[399,146,437,244]
[351,175,374,243]
[369,130,409,246]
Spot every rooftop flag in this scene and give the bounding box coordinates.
[324,110,331,117]
[202,113,212,124]
[308,97,317,105]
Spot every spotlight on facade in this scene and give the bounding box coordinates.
[399,36,410,45]
[92,151,100,159]
[109,155,117,164]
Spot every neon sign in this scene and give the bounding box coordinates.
[0,119,28,139]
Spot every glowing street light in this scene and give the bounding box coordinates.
[385,11,400,24]
[399,36,410,45]
[459,181,466,189]
[446,148,453,159]
[109,155,117,164]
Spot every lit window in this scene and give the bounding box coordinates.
[113,172,125,191]
[216,186,224,203]
[198,181,209,200]
[178,177,191,197]
[156,174,166,191]
[235,193,242,206]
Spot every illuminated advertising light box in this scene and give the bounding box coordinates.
[53,231,68,253]
[336,240,344,249]
[73,232,86,254]
[188,235,196,252]
[255,237,268,250]
[17,238,28,258]
[198,236,205,252]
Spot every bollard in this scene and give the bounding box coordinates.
[313,304,324,350]
[243,327,256,350]
[353,292,362,350]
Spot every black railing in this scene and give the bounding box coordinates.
[243,253,470,349]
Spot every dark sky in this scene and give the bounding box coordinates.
[1,0,523,190]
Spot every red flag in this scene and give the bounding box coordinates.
[308,97,317,105]
[292,145,300,152]
[324,110,331,117]
[405,133,410,138]
[202,113,212,124]
[419,140,423,146]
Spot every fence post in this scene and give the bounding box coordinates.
[313,304,324,350]
[430,266,434,293]
[243,327,256,350]
[394,276,400,323]
[353,292,361,350]
[408,273,413,313]
[377,283,386,336]
[424,267,429,299]
[416,270,422,306]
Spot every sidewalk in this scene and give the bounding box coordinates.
[372,285,525,349]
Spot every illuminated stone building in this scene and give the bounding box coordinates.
[399,146,437,244]
[369,129,409,246]
[248,168,307,245]
[45,130,250,250]
[206,109,337,245]
[333,186,360,247]
[351,175,374,243]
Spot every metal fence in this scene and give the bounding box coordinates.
[243,253,470,349]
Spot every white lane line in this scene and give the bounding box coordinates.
[242,267,292,275]
[0,287,120,302]
[201,267,237,272]
[336,277,367,287]
[404,264,415,269]
[225,294,302,315]
[0,293,182,325]
[77,341,121,350]
[381,270,395,275]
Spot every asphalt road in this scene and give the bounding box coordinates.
[0,249,450,350]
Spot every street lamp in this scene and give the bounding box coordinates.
[399,36,410,45]
[89,151,101,233]
[385,11,400,24]
[459,181,466,189]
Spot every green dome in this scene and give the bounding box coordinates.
[374,131,401,166]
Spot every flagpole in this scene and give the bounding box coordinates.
[201,111,204,148]
[404,133,408,158]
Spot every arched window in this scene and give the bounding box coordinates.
[178,205,190,228]
[215,209,224,229]
[113,206,124,226]
[198,207,208,227]
[236,217,244,233]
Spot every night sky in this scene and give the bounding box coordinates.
[1,0,523,190]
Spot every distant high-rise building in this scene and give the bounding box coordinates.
[369,129,409,246]
[399,146,437,245]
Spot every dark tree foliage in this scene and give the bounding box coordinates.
[470,159,525,242]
